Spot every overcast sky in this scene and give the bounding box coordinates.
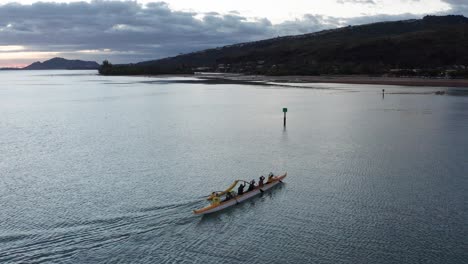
[0,0,467,67]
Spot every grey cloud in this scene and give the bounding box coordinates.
[0,1,336,63]
[442,0,468,4]
[0,1,440,64]
[441,0,468,15]
[275,14,341,35]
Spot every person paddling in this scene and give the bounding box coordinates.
[237,183,245,195]
[247,180,256,192]
[259,176,265,187]
[267,173,274,183]
[224,191,233,202]
[211,192,221,205]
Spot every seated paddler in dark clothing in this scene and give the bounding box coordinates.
[247,180,256,192]
[237,183,245,195]
[224,191,233,201]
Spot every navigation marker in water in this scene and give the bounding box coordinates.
[283,107,288,127]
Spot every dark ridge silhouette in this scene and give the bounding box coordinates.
[23,57,99,70]
[99,15,468,77]
[0,67,20,70]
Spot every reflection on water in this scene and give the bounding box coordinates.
[0,70,467,263]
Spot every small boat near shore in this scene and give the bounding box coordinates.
[193,172,287,215]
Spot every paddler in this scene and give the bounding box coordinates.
[247,180,256,192]
[267,174,274,183]
[224,191,233,202]
[259,175,265,187]
[237,183,245,195]
[211,192,221,205]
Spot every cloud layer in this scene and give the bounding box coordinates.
[0,1,337,65]
[441,0,468,14]
[0,0,464,66]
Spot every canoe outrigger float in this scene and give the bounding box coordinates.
[193,172,287,215]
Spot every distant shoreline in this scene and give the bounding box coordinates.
[194,74,468,88]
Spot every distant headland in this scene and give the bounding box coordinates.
[98,15,468,80]
[1,57,99,71]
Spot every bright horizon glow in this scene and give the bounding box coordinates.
[0,45,25,52]
[0,51,59,67]
[0,51,59,59]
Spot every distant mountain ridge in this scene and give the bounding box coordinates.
[23,57,99,70]
[99,15,468,77]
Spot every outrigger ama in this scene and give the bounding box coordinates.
[193,172,287,215]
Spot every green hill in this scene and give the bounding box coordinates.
[99,15,468,77]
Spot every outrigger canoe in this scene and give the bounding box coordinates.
[193,172,287,215]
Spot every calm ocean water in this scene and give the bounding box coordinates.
[0,70,467,263]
